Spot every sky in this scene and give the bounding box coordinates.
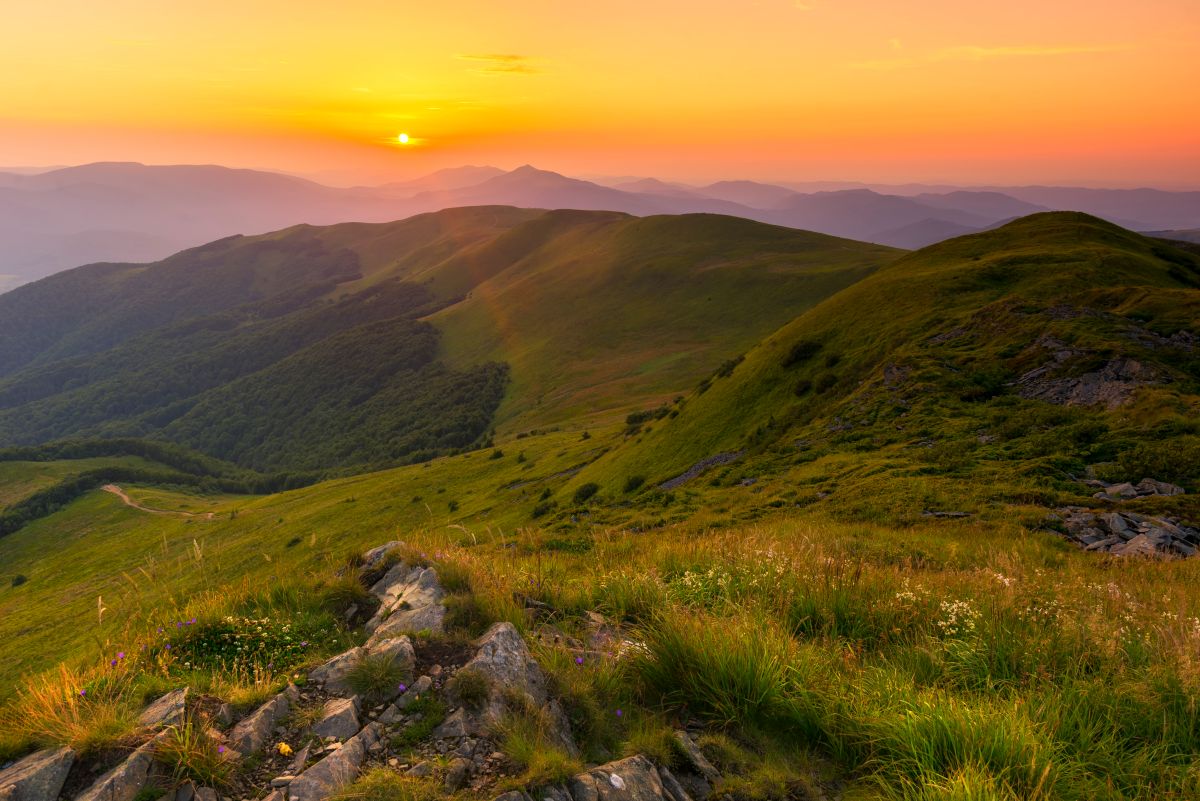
[2,0,1198,187]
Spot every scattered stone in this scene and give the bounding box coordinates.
[0,746,74,801]
[445,758,472,792]
[1018,356,1159,410]
[193,788,218,801]
[657,768,694,801]
[287,724,379,801]
[173,782,195,801]
[214,704,234,728]
[139,688,188,730]
[1056,507,1200,557]
[406,762,433,779]
[361,542,404,572]
[312,698,361,742]
[270,776,295,788]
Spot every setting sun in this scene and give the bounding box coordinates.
[398,133,410,145]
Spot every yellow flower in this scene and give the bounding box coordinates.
[277,742,293,756]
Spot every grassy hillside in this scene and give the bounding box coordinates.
[431,212,895,428]
[569,213,1200,525]
[0,207,897,472]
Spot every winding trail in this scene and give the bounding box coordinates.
[102,484,215,520]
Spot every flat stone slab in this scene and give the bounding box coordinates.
[75,740,159,801]
[311,698,361,742]
[287,724,379,801]
[139,688,188,730]
[0,746,74,801]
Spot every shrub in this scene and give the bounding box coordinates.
[782,340,822,368]
[10,574,27,587]
[793,379,813,397]
[814,373,837,393]
[624,475,646,494]
[490,449,504,460]
[573,483,601,505]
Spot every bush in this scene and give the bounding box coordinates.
[624,476,646,494]
[1118,437,1200,487]
[10,574,27,587]
[490,449,504,460]
[573,483,601,505]
[815,373,838,393]
[154,717,234,788]
[793,379,812,397]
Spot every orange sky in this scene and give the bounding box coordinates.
[2,0,1198,186]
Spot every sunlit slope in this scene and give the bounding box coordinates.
[576,212,1200,493]
[430,212,898,428]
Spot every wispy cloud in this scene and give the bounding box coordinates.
[850,42,1131,70]
[456,53,540,75]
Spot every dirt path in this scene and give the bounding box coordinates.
[102,484,215,520]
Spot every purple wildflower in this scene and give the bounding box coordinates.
[615,709,623,718]
[117,651,125,660]
[157,627,164,633]
[575,656,584,665]
[300,641,308,647]
[165,644,172,650]
[110,659,117,667]
[217,746,225,754]
[79,689,87,697]
[398,683,408,693]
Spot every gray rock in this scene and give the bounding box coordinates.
[213,704,234,728]
[366,566,446,637]
[405,762,433,779]
[139,689,188,730]
[173,783,194,801]
[673,731,720,782]
[569,756,667,801]
[193,789,217,801]
[287,724,379,801]
[1099,513,1128,535]
[228,688,294,755]
[493,793,532,801]
[75,739,159,801]
[1136,478,1185,497]
[445,758,472,792]
[311,698,361,742]
[361,542,404,571]
[657,768,693,801]
[308,648,366,692]
[0,747,74,801]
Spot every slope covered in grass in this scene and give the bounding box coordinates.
[572,213,1200,522]
[0,207,897,471]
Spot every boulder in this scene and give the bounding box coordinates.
[365,566,445,637]
[228,686,297,755]
[308,648,365,692]
[287,724,379,801]
[139,688,188,730]
[1136,478,1185,497]
[569,756,670,801]
[311,698,361,742]
[361,542,404,571]
[310,637,415,697]
[657,768,694,801]
[0,747,74,801]
[445,757,472,791]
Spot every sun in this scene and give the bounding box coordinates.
[397,133,410,145]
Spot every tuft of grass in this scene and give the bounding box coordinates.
[496,701,583,790]
[321,575,380,620]
[443,593,492,638]
[344,654,410,702]
[389,694,447,751]
[332,768,441,801]
[154,717,235,789]
[448,668,491,710]
[0,664,140,756]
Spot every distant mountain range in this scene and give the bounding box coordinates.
[1,161,1197,290]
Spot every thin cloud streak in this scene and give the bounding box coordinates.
[456,53,541,75]
[851,42,1132,69]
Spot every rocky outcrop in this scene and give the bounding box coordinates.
[228,686,298,755]
[365,565,446,638]
[433,622,576,756]
[0,747,74,801]
[1056,507,1200,556]
[1018,356,1159,410]
[308,636,415,696]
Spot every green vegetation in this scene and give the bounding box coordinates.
[1,212,1199,799]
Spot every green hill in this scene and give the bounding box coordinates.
[570,213,1200,523]
[0,207,896,472]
